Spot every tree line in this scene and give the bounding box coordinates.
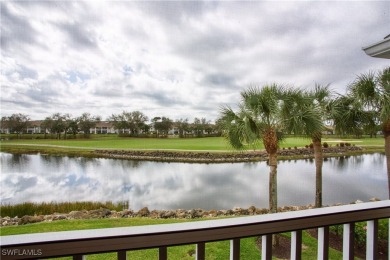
[0,111,220,139]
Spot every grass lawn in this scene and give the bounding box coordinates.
[1,218,347,260]
[0,135,385,152]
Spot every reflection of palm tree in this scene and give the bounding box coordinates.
[220,84,323,213]
[348,67,390,198]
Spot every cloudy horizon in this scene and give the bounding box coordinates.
[1,1,389,122]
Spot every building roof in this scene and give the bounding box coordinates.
[362,35,390,59]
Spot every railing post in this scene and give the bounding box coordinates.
[196,242,205,260]
[342,223,355,260]
[73,255,86,260]
[117,250,127,260]
[261,235,272,260]
[159,246,167,260]
[317,226,329,260]
[366,219,378,260]
[290,230,302,260]
[230,238,240,260]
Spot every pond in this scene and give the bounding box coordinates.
[0,152,387,210]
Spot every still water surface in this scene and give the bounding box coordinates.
[0,153,386,210]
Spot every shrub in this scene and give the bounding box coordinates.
[309,143,314,149]
[0,201,125,217]
[340,142,345,147]
[323,142,329,148]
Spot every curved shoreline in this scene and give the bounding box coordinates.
[93,146,366,163]
[0,144,383,163]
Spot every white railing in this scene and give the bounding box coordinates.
[1,201,389,260]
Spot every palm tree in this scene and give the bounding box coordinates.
[348,67,390,198]
[280,85,328,208]
[220,84,323,213]
[307,85,333,208]
[330,94,369,138]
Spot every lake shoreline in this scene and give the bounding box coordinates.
[93,146,366,163]
[1,144,383,163]
[1,199,381,226]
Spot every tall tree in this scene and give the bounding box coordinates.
[307,85,332,208]
[108,111,131,135]
[220,85,282,213]
[3,113,30,138]
[78,113,101,137]
[154,117,173,136]
[220,84,323,213]
[45,113,66,139]
[331,95,369,137]
[193,118,209,137]
[41,116,54,139]
[62,114,72,140]
[348,67,390,198]
[279,86,325,208]
[175,118,190,138]
[129,111,148,136]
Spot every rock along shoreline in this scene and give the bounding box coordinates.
[1,198,380,227]
[93,146,363,163]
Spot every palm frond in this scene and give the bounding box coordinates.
[348,71,377,107]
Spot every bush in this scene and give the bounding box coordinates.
[0,201,125,217]
[330,219,388,248]
[323,142,329,148]
[340,142,345,147]
[309,143,314,149]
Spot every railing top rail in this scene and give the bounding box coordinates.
[1,200,389,248]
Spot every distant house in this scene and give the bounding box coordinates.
[0,121,10,134]
[90,121,116,134]
[27,121,44,134]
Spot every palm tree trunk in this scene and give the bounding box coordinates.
[313,136,323,208]
[269,152,278,213]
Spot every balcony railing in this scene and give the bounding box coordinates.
[1,201,389,260]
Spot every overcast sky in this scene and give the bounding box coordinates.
[1,1,389,122]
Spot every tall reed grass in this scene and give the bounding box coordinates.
[0,201,125,217]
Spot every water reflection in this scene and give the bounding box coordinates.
[0,153,386,210]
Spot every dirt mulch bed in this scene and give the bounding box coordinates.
[307,229,388,260]
[256,230,388,259]
[256,235,293,260]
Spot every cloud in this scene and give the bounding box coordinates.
[0,2,39,50]
[1,1,389,121]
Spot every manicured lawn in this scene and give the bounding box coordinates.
[1,217,346,259]
[0,136,385,152]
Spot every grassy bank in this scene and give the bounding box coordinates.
[1,217,355,259]
[0,136,385,152]
[3,217,386,259]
